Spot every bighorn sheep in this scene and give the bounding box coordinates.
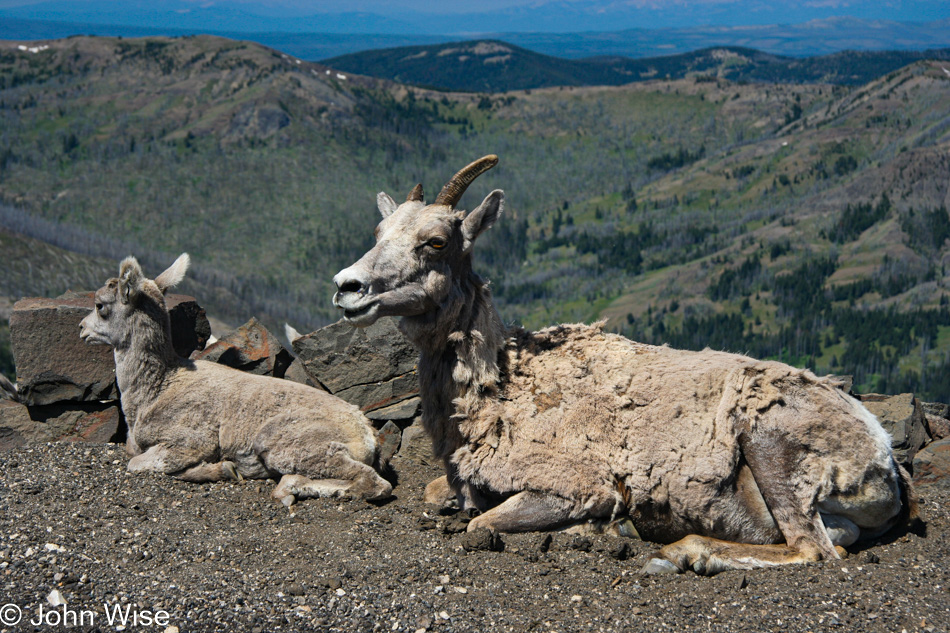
[333,155,916,574]
[80,254,392,503]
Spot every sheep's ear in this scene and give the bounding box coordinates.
[118,256,144,304]
[284,323,302,343]
[154,253,190,294]
[377,192,397,218]
[461,189,504,252]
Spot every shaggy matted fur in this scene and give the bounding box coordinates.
[333,155,915,575]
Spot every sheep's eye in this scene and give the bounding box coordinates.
[428,237,447,250]
[96,303,109,318]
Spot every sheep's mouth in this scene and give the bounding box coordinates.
[338,299,380,327]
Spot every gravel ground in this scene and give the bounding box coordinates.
[0,441,947,633]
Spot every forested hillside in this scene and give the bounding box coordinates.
[1,35,949,400]
[323,40,950,92]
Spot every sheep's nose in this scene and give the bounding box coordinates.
[337,278,366,295]
[333,268,370,304]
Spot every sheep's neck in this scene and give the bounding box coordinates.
[401,271,507,461]
[114,313,178,424]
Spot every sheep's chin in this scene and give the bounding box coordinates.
[342,303,381,327]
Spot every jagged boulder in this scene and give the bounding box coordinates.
[282,357,323,390]
[858,393,931,467]
[293,317,420,424]
[395,417,434,464]
[921,402,950,441]
[912,439,950,486]
[11,292,209,406]
[0,399,123,450]
[190,317,292,378]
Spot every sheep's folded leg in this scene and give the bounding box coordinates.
[467,490,575,533]
[643,534,845,576]
[272,469,392,503]
[129,446,241,483]
[174,460,243,483]
[645,425,848,576]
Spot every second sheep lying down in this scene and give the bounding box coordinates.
[79,254,393,504]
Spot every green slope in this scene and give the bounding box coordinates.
[3,35,950,400]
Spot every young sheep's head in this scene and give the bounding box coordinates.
[333,155,504,328]
[80,254,190,350]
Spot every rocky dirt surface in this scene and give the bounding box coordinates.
[0,442,947,633]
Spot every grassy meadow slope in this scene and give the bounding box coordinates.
[1,36,950,397]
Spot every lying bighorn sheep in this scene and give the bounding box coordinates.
[333,155,916,574]
[80,254,392,503]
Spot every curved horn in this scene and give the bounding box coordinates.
[406,183,424,202]
[434,154,499,207]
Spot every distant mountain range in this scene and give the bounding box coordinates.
[324,41,950,92]
[1,12,949,60]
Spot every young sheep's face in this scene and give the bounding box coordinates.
[333,189,503,327]
[80,279,137,350]
[79,254,189,351]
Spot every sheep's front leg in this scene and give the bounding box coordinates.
[467,491,575,533]
[127,445,176,475]
[173,460,243,483]
[128,445,237,482]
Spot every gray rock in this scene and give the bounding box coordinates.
[366,396,420,422]
[293,317,418,416]
[922,402,950,419]
[0,399,123,450]
[376,421,401,467]
[11,292,209,406]
[858,393,930,467]
[925,413,950,442]
[191,317,292,378]
[282,357,324,390]
[396,418,433,463]
[921,402,950,441]
[460,528,503,552]
[11,294,118,405]
[913,438,950,486]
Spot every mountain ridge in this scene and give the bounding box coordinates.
[2,35,950,399]
[323,39,950,92]
[2,13,949,60]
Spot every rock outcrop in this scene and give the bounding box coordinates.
[3,291,209,449]
[292,317,420,426]
[11,291,209,406]
[857,393,931,468]
[191,317,292,378]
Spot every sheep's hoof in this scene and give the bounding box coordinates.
[280,494,296,508]
[608,517,640,539]
[641,557,681,575]
[222,461,243,482]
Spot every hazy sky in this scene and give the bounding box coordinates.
[1,0,947,35]
[1,0,946,18]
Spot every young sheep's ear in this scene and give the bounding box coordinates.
[154,253,190,294]
[118,256,144,304]
[461,189,504,252]
[377,192,397,218]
